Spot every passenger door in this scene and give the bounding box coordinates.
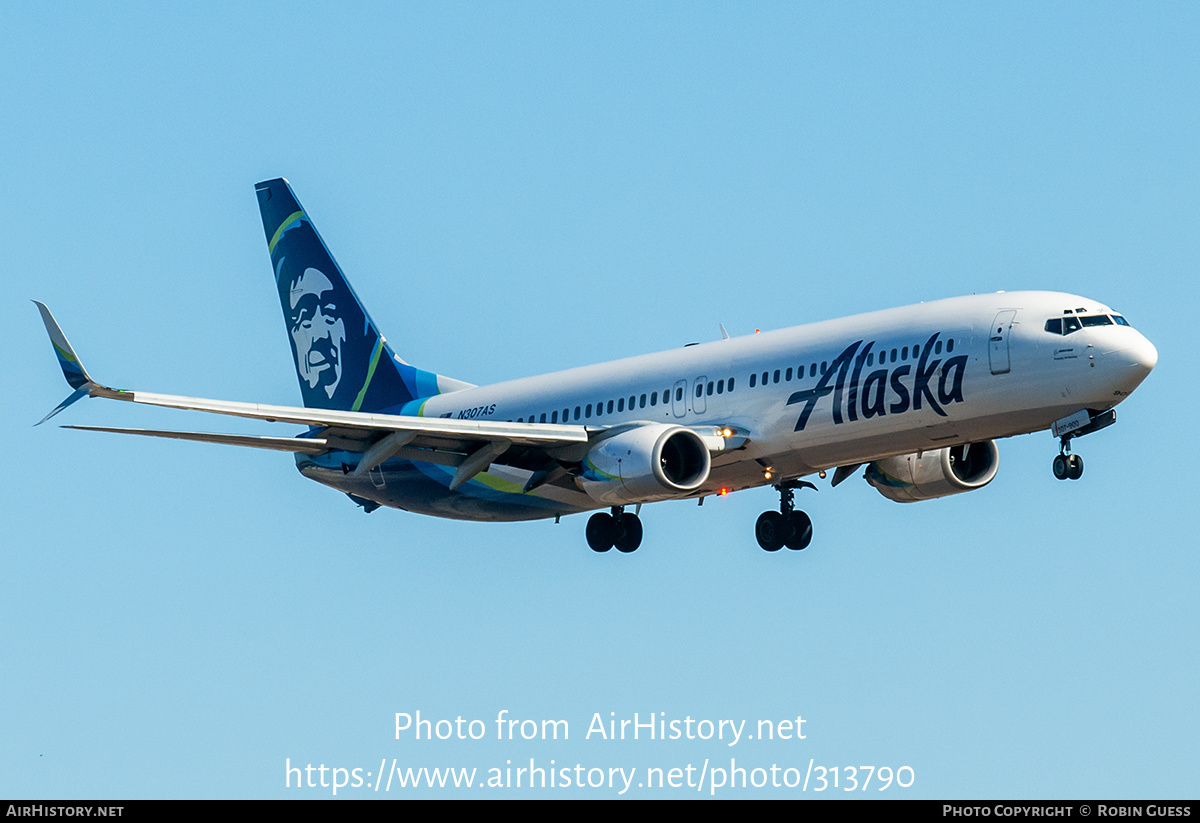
[989,311,1017,375]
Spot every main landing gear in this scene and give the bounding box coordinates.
[587,506,643,553]
[755,481,816,552]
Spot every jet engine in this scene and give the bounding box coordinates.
[864,441,999,503]
[578,424,711,506]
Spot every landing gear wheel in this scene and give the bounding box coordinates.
[586,512,616,552]
[1052,454,1070,480]
[1067,454,1083,480]
[755,511,788,552]
[785,511,812,550]
[614,513,643,553]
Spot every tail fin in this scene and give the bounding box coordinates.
[255,178,467,413]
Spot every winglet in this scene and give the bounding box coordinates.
[33,301,100,425]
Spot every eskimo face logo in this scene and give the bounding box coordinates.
[288,267,346,399]
[787,333,968,431]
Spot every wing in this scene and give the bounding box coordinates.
[34,302,590,490]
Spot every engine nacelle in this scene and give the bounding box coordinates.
[577,424,711,506]
[864,441,999,503]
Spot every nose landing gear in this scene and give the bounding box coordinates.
[1052,440,1084,481]
[755,481,816,552]
[1049,408,1117,481]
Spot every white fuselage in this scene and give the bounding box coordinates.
[301,290,1155,520]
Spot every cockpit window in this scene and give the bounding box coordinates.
[1046,313,1125,335]
[1046,316,1081,334]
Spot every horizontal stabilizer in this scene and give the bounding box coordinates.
[62,425,331,454]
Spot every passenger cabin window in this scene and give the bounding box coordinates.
[749,373,757,388]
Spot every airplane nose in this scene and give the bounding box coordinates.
[1126,332,1158,375]
[1104,331,1157,393]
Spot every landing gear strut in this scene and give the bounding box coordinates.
[1050,409,1117,481]
[587,506,643,553]
[1052,438,1084,481]
[755,481,815,552]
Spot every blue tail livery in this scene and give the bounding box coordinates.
[255,178,469,414]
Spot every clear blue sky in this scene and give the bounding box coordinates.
[3,2,1197,798]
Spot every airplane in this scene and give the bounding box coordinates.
[35,178,1158,554]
